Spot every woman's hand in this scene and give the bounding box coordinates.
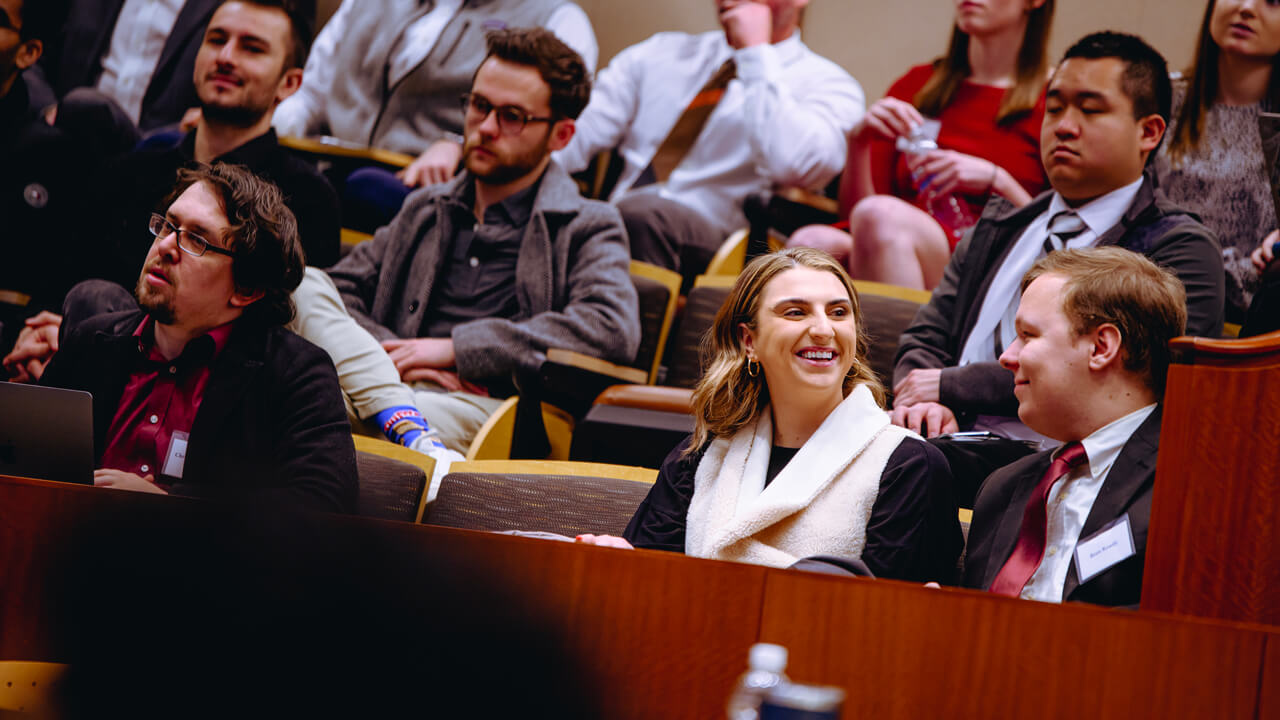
[906,150,998,197]
[575,534,635,549]
[1251,230,1279,272]
[853,97,924,142]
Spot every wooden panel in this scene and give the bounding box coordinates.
[760,572,1266,720]
[0,476,763,720]
[1261,634,1280,719]
[1143,344,1280,624]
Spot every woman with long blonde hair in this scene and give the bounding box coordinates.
[788,0,1054,290]
[578,249,961,581]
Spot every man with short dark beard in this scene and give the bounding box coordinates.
[321,27,639,453]
[39,163,357,512]
[92,0,339,285]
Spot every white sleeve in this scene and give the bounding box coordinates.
[546,4,598,75]
[735,43,865,188]
[553,43,642,173]
[272,0,354,137]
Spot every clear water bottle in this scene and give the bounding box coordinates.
[726,643,790,720]
[896,119,977,244]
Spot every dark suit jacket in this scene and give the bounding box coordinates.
[894,171,1224,421]
[962,407,1162,607]
[40,309,358,513]
[37,0,220,130]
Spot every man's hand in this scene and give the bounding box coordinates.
[1251,229,1279,272]
[93,469,168,494]
[890,402,959,438]
[180,107,202,132]
[893,368,942,408]
[396,140,464,189]
[381,337,456,379]
[719,0,772,49]
[3,311,63,382]
[401,367,488,395]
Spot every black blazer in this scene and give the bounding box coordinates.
[40,310,358,513]
[895,173,1224,420]
[962,407,1162,607]
[39,0,220,130]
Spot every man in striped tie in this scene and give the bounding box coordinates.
[891,32,1225,504]
[961,247,1186,606]
[555,0,865,288]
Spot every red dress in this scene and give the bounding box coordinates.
[866,64,1048,249]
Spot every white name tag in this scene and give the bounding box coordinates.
[162,431,189,479]
[1074,513,1136,583]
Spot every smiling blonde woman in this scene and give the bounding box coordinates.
[578,248,962,582]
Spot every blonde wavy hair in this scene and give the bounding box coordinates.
[686,248,885,455]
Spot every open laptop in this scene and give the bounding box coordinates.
[0,382,94,485]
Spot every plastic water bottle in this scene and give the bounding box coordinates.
[726,643,790,720]
[896,120,977,244]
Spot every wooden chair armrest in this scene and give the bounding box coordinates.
[595,384,694,415]
[775,186,840,215]
[544,348,648,385]
[278,134,416,169]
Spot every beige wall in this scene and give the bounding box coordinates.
[315,0,1207,100]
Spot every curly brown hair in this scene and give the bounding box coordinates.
[165,163,304,326]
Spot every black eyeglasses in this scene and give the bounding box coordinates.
[148,214,236,258]
[460,92,554,136]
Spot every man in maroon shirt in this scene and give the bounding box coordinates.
[40,163,357,512]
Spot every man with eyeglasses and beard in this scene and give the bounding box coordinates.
[318,26,639,454]
[39,163,358,513]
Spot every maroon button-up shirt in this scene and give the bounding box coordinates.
[99,318,234,484]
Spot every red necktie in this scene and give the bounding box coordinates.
[989,441,1088,597]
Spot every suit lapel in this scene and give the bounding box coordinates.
[88,328,143,457]
[1062,407,1161,598]
[982,451,1053,590]
[185,325,264,472]
[148,0,219,99]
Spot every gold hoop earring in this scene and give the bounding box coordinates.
[746,358,760,377]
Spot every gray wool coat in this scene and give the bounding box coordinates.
[327,161,641,385]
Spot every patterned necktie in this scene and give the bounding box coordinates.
[988,441,1089,598]
[994,210,1090,356]
[633,59,737,187]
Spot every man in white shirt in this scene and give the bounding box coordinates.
[962,246,1186,607]
[272,0,596,172]
[554,0,864,286]
[891,32,1224,501]
[31,0,226,131]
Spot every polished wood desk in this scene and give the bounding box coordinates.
[1,476,1277,719]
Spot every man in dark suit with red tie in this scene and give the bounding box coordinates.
[961,246,1187,606]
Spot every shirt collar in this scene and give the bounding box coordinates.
[1045,176,1145,240]
[133,316,236,368]
[179,127,280,166]
[1057,403,1158,481]
[449,170,544,226]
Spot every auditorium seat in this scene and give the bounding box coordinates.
[422,460,657,537]
[352,435,434,522]
[0,661,65,714]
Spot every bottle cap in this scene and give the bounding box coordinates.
[748,643,788,673]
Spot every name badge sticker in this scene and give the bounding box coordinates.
[162,431,189,479]
[1074,513,1136,583]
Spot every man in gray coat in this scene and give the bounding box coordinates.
[314,27,638,453]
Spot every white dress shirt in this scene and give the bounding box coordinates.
[95,0,184,126]
[273,0,598,138]
[1019,403,1157,603]
[960,176,1146,367]
[554,30,865,236]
